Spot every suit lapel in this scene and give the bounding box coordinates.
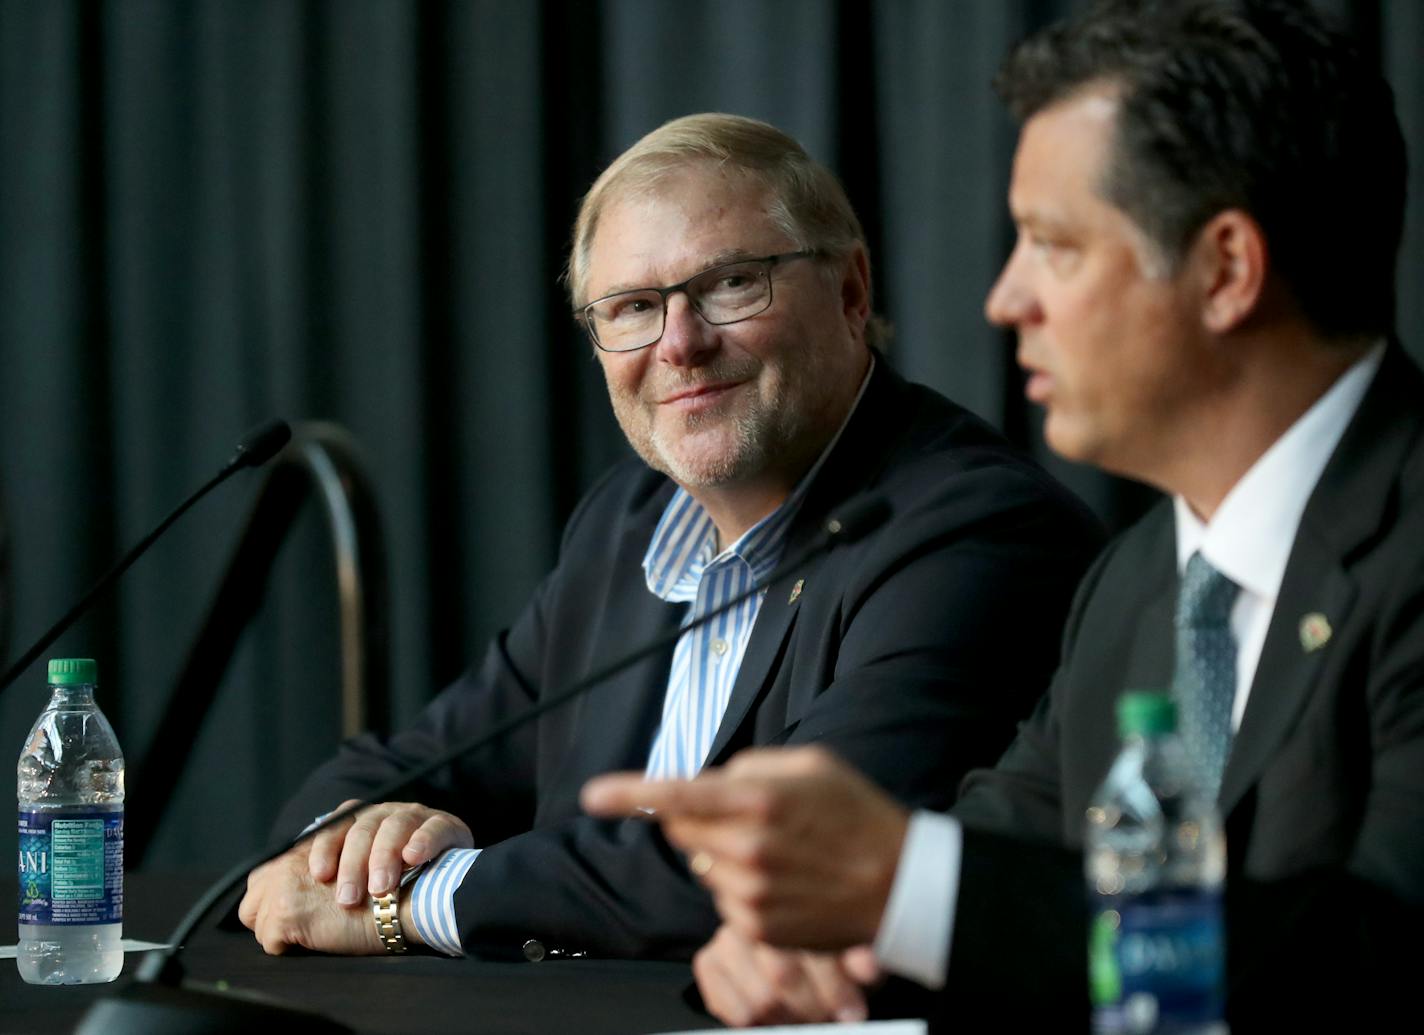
[1219,343,1423,817]
[1067,525,1176,818]
[559,506,682,780]
[702,563,804,765]
[589,571,684,772]
[704,361,904,767]
[1124,558,1176,693]
[1219,544,1355,816]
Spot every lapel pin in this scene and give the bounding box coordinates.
[788,579,804,605]
[1299,612,1332,653]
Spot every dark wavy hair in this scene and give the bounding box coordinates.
[995,0,1406,340]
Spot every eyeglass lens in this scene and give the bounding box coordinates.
[586,259,774,352]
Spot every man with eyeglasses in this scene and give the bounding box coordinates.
[239,113,1101,965]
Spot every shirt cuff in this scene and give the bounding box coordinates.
[872,810,961,989]
[406,848,481,956]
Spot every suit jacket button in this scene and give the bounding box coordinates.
[522,938,546,962]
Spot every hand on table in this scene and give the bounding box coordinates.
[305,799,473,903]
[239,799,471,955]
[581,746,910,950]
[694,924,882,1028]
[239,838,390,955]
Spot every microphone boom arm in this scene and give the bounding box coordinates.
[0,420,292,696]
[136,494,892,983]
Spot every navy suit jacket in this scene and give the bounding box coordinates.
[941,344,1424,1029]
[274,360,1102,960]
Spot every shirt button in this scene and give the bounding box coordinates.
[710,638,729,656]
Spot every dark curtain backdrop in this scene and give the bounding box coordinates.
[1,0,1420,871]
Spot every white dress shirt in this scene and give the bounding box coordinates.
[874,344,1384,989]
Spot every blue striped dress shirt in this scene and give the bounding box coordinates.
[640,486,802,778]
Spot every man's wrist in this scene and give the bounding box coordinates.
[370,889,407,953]
[369,864,430,953]
[867,806,912,940]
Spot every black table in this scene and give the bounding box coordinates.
[2,873,718,1034]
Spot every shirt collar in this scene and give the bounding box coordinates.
[643,355,877,602]
[1174,343,1385,600]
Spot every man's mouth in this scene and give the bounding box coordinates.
[659,380,745,411]
[1017,351,1052,403]
[1024,370,1053,403]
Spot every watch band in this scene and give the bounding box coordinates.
[371,889,407,954]
[370,863,427,954]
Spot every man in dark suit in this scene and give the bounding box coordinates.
[584,1,1424,1027]
[237,113,1100,964]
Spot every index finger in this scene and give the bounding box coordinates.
[800,952,869,1023]
[581,770,771,821]
[308,799,362,881]
[579,771,655,816]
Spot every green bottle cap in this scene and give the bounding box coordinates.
[48,658,99,685]
[1117,690,1176,737]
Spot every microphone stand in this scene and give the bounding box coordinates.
[0,420,292,695]
[73,496,892,1035]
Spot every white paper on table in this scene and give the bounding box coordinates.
[654,1022,926,1035]
[0,938,169,958]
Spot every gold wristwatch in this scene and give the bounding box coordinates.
[370,864,427,954]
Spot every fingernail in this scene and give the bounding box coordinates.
[837,1005,867,1024]
[337,882,361,906]
[370,868,393,893]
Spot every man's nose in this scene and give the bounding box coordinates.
[984,251,1038,327]
[655,292,718,366]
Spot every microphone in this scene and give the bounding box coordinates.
[75,494,893,1034]
[224,419,293,471]
[0,420,291,696]
[823,495,890,542]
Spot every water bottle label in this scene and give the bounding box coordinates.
[17,809,123,926]
[1090,887,1224,1033]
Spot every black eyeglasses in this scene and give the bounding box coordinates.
[577,251,816,353]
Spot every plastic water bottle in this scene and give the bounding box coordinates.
[16,658,125,984]
[1085,691,1226,1034]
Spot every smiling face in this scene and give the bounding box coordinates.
[584,164,870,499]
[985,89,1220,484]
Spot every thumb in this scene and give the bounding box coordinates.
[841,944,883,986]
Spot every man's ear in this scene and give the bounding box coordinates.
[840,245,872,337]
[1193,209,1268,334]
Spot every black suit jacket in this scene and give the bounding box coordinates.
[274,361,1102,960]
[943,344,1424,1029]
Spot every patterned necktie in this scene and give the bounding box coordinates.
[1172,552,1241,801]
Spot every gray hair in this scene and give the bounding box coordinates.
[567,113,890,349]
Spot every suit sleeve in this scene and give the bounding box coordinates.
[447,461,1103,960]
[272,449,1103,962]
[779,462,1103,812]
[269,466,717,960]
[267,467,628,847]
[874,546,1115,1028]
[948,537,1118,838]
[270,578,548,850]
[916,536,1424,1029]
